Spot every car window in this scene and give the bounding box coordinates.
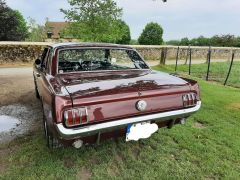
[41,48,49,68]
[110,49,135,69]
[58,48,149,73]
[46,48,53,74]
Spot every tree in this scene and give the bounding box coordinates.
[166,40,180,46]
[115,20,131,44]
[61,0,123,42]
[0,0,28,41]
[26,18,46,42]
[138,22,164,45]
[179,37,190,46]
[190,36,210,46]
[210,35,237,47]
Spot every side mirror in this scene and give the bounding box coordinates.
[35,59,41,66]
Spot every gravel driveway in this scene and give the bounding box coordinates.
[0,67,42,143]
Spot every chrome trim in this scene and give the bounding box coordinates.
[72,109,76,125]
[85,108,89,124]
[64,111,69,127]
[79,109,82,125]
[55,101,201,140]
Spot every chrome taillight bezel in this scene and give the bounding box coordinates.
[182,93,197,107]
[64,107,89,128]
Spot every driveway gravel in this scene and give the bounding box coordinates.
[0,67,42,144]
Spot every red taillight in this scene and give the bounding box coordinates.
[182,93,197,107]
[64,108,89,127]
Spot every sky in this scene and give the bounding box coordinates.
[5,0,240,41]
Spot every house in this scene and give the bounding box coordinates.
[45,21,69,40]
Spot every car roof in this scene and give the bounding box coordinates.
[49,42,133,49]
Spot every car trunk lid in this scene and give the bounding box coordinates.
[56,70,191,124]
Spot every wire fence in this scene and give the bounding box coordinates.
[162,46,240,88]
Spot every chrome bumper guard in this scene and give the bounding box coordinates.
[55,101,201,140]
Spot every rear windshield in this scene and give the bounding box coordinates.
[57,48,149,73]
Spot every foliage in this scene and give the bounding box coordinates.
[115,20,131,44]
[0,0,28,41]
[61,0,126,43]
[1,75,240,179]
[138,22,164,45]
[166,34,240,47]
[26,18,46,42]
[130,39,139,45]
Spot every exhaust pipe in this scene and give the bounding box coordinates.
[73,139,83,149]
[180,118,186,125]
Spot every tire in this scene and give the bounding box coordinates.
[43,113,62,149]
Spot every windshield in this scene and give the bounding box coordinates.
[57,48,149,73]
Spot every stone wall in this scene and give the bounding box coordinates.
[132,45,240,62]
[0,42,240,64]
[0,42,49,64]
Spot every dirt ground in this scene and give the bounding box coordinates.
[0,67,42,143]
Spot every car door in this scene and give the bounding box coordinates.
[35,48,50,98]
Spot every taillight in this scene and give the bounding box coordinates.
[64,107,89,127]
[182,93,197,107]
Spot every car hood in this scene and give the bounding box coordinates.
[55,70,189,99]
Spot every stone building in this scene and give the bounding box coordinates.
[45,21,73,42]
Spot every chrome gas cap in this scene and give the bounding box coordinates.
[136,100,147,111]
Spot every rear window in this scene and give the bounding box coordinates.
[57,48,149,73]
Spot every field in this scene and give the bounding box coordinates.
[153,61,240,88]
[1,66,240,179]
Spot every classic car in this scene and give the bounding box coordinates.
[33,43,201,149]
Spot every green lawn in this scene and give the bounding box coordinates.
[1,69,240,179]
[153,61,240,88]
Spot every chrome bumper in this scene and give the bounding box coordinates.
[55,101,201,140]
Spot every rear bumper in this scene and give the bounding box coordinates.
[55,101,201,140]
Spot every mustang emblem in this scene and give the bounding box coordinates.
[136,100,147,111]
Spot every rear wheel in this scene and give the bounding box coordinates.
[43,114,62,149]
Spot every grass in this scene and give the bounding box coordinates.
[1,67,240,179]
[153,61,240,88]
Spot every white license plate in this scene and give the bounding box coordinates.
[126,122,158,142]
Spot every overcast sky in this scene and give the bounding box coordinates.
[5,0,240,40]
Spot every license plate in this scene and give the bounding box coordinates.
[126,122,158,142]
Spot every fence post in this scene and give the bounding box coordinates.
[206,46,211,81]
[188,47,192,75]
[175,46,180,72]
[164,47,168,65]
[160,47,167,65]
[185,45,190,65]
[160,48,164,64]
[224,51,235,86]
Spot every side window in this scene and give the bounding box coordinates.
[41,48,49,68]
[46,49,53,74]
[110,49,135,68]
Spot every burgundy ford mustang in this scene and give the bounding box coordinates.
[33,43,201,149]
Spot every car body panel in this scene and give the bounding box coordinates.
[33,43,201,144]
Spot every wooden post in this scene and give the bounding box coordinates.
[160,47,167,65]
[160,48,165,64]
[206,46,211,81]
[185,45,190,65]
[224,51,235,86]
[164,47,168,65]
[188,47,192,75]
[175,46,180,72]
